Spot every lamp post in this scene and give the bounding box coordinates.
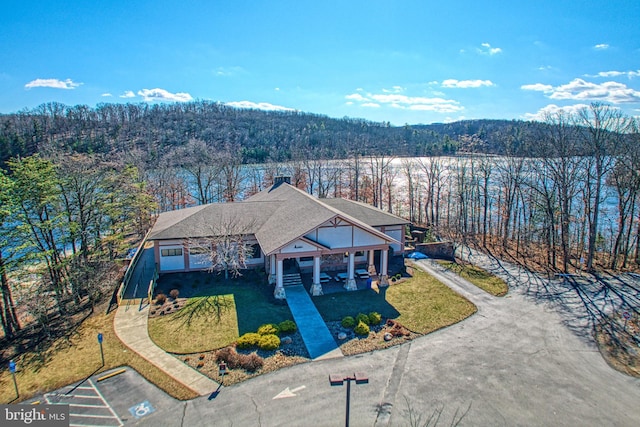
[9,359,18,399]
[329,372,368,427]
[97,333,104,366]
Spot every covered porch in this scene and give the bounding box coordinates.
[267,246,392,299]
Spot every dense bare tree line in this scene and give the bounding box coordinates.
[135,103,639,275]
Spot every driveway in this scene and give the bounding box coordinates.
[165,250,640,426]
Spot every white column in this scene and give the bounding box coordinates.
[368,250,376,275]
[268,254,276,284]
[345,252,357,291]
[274,258,286,299]
[311,255,323,296]
[380,249,389,286]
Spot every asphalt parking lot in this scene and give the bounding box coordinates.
[26,368,185,426]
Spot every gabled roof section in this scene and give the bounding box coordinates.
[249,183,340,254]
[319,197,409,227]
[149,181,407,255]
[148,202,279,240]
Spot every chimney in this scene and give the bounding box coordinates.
[274,176,291,186]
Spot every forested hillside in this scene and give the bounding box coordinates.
[0,101,551,167]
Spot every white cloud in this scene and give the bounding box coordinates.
[521,78,640,103]
[345,93,369,102]
[521,83,554,92]
[24,78,82,90]
[523,103,590,121]
[101,93,113,97]
[137,88,193,102]
[345,90,463,113]
[442,79,495,88]
[477,43,502,55]
[120,90,136,98]
[550,79,640,103]
[585,69,640,78]
[214,66,246,77]
[594,43,610,50]
[382,86,404,93]
[225,101,295,112]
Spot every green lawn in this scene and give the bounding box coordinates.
[149,267,478,354]
[436,260,509,296]
[0,309,198,404]
[148,277,293,354]
[313,268,477,334]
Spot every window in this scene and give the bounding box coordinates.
[189,246,210,255]
[161,248,183,257]
[300,256,313,262]
[248,243,262,259]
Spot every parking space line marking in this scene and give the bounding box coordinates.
[68,403,111,408]
[70,414,119,419]
[69,424,121,427]
[88,379,123,427]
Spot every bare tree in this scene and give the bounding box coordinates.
[187,213,257,279]
[178,139,219,205]
[368,155,394,210]
[576,103,630,270]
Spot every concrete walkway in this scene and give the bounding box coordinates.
[285,285,343,360]
[113,304,218,396]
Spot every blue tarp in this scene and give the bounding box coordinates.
[406,251,429,260]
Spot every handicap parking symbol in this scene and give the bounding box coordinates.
[129,400,155,419]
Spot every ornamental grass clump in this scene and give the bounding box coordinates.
[216,347,264,372]
[155,293,167,305]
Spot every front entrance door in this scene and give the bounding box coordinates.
[283,258,298,274]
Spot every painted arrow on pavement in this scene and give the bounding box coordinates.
[273,385,306,399]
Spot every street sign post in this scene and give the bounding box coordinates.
[97,333,104,366]
[9,360,18,398]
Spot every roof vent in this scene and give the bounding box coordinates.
[274,176,291,186]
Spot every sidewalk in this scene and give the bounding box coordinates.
[113,304,218,396]
[285,285,343,360]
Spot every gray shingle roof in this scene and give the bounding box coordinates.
[319,197,409,227]
[148,182,406,255]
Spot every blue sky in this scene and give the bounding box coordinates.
[1,0,639,125]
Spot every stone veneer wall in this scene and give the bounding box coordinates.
[414,242,455,260]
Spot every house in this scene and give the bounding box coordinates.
[147,177,409,298]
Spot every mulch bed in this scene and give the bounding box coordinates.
[174,316,419,386]
[148,298,188,317]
